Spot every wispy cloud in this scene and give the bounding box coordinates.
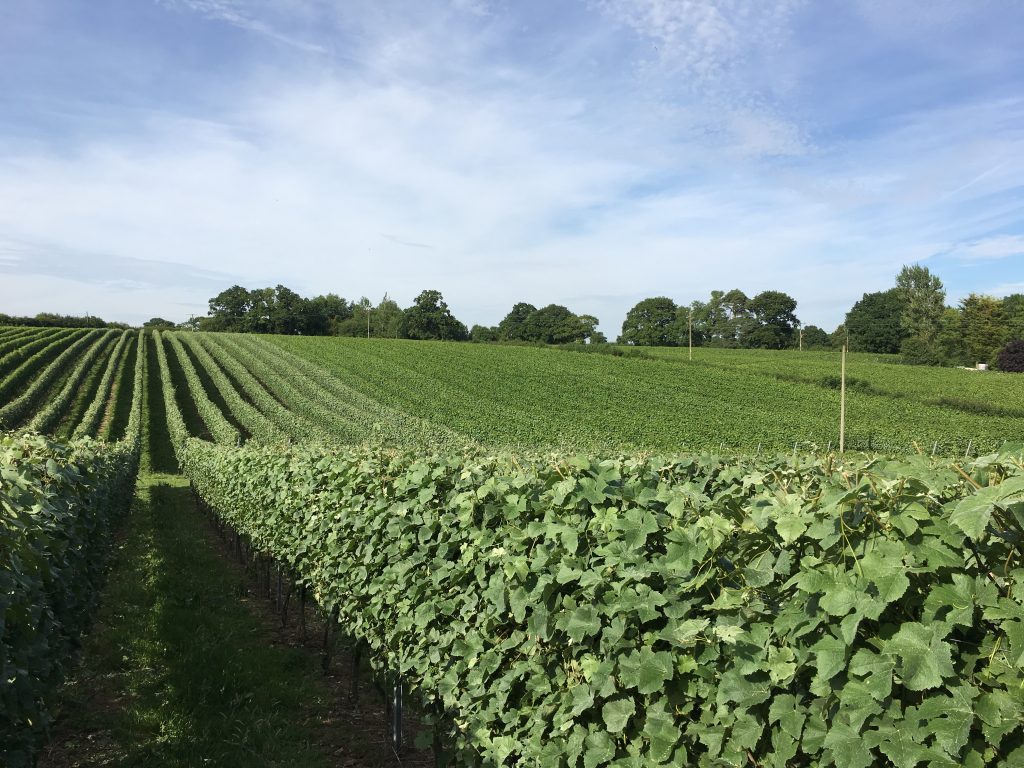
[1,0,1022,330]
[161,0,329,53]
[948,235,1024,261]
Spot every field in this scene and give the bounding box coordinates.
[2,325,1024,767]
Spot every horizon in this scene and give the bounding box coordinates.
[2,1,1023,334]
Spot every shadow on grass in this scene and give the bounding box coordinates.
[104,332,138,442]
[144,334,178,475]
[42,480,336,768]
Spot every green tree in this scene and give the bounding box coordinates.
[801,325,831,349]
[208,285,253,331]
[373,294,404,338]
[470,325,499,342]
[521,305,586,344]
[844,289,906,353]
[335,297,373,337]
[744,291,798,349]
[895,264,945,346]
[306,293,351,335]
[619,297,679,346]
[960,294,1007,365]
[400,290,468,341]
[143,317,177,330]
[497,303,538,341]
[934,307,966,366]
[1002,294,1024,341]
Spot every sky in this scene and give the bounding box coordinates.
[1,0,1022,333]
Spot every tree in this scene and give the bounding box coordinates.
[934,307,966,366]
[144,317,177,330]
[844,289,906,353]
[497,303,537,341]
[619,297,679,346]
[208,285,253,331]
[960,294,1007,366]
[745,290,798,349]
[1002,294,1024,341]
[373,294,404,338]
[895,265,945,346]
[577,315,605,344]
[801,325,831,349]
[307,293,351,335]
[335,297,373,337]
[400,290,468,341]
[470,325,499,342]
[997,339,1024,372]
[521,304,586,344]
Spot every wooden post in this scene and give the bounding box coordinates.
[839,344,847,453]
[799,327,803,352]
[688,309,693,361]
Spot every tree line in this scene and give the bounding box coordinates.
[0,312,129,329]
[7,263,1022,372]
[615,266,1024,371]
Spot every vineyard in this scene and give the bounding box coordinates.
[2,326,1024,766]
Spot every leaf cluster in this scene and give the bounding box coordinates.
[182,440,1024,767]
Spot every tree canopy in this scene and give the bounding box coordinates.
[845,289,906,353]
[399,290,469,341]
[619,297,680,346]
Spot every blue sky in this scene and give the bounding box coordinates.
[1,0,1022,332]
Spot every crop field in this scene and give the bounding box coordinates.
[271,335,1024,455]
[2,325,1024,767]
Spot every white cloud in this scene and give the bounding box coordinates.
[162,0,329,53]
[592,0,804,80]
[948,235,1024,261]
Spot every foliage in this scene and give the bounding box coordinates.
[801,325,831,350]
[72,331,134,439]
[896,264,946,350]
[143,318,177,330]
[0,330,110,430]
[745,290,799,349]
[497,303,601,344]
[0,312,127,329]
[470,324,500,342]
[496,302,537,341]
[400,290,469,341]
[182,439,1024,768]
[960,294,1008,366]
[272,335,1024,455]
[0,434,139,766]
[845,289,906,354]
[619,297,680,346]
[997,339,1024,373]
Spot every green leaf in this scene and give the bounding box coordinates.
[563,605,602,643]
[883,622,954,691]
[602,697,636,733]
[810,635,847,693]
[822,722,874,768]
[775,514,808,544]
[643,705,682,763]
[848,649,894,701]
[618,648,675,695]
[863,720,933,768]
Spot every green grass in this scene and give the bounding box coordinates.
[269,336,1024,454]
[37,334,356,768]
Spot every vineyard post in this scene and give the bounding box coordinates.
[688,308,693,361]
[799,326,803,351]
[839,344,847,453]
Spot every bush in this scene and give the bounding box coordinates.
[996,338,1024,372]
[900,336,939,366]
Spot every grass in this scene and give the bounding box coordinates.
[38,337,349,768]
[269,335,1024,454]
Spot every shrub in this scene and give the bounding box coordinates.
[996,338,1024,372]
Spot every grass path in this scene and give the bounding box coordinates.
[38,335,419,768]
